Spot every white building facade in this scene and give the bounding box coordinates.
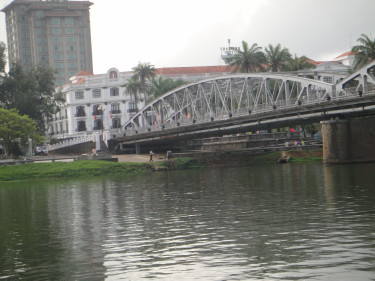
[48,68,141,140]
[47,66,233,140]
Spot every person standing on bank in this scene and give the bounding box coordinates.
[149,150,154,162]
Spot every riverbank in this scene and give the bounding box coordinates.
[0,158,204,182]
[0,150,322,182]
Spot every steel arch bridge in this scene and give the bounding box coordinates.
[122,61,375,136]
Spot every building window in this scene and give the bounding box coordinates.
[65,18,74,25]
[36,11,44,18]
[129,102,137,109]
[112,118,121,128]
[65,28,74,34]
[323,76,333,84]
[54,62,64,68]
[92,89,101,98]
[36,20,44,27]
[54,54,63,60]
[92,104,103,116]
[54,45,62,51]
[67,53,76,60]
[51,17,61,25]
[67,37,75,43]
[67,63,77,68]
[52,37,62,43]
[128,101,137,113]
[38,38,46,44]
[77,121,86,132]
[36,29,45,35]
[109,71,118,79]
[110,87,119,96]
[67,45,74,51]
[75,90,84,99]
[51,28,61,34]
[93,119,103,131]
[111,102,120,114]
[75,106,86,117]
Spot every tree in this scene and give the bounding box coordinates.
[0,108,39,155]
[148,76,186,100]
[0,62,64,133]
[264,43,291,72]
[224,41,266,73]
[132,62,156,102]
[352,33,375,69]
[123,76,142,112]
[286,54,315,71]
[0,42,6,76]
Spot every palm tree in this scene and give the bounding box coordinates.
[149,77,186,100]
[287,54,315,71]
[132,62,156,101]
[225,41,266,73]
[264,43,291,72]
[352,34,375,69]
[123,76,141,112]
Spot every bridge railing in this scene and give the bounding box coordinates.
[47,134,96,151]
[121,96,319,136]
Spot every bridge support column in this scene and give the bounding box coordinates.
[321,119,351,164]
[135,143,141,155]
[321,117,375,164]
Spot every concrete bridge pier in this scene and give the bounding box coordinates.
[135,143,141,155]
[321,117,375,164]
[321,119,351,164]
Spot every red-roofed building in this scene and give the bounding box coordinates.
[332,51,355,66]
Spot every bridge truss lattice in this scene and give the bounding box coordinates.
[123,61,375,135]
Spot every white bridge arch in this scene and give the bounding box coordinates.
[123,62,375,135]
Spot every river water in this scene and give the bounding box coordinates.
[0,162,375,280]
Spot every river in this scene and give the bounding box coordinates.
[0,162,375,280]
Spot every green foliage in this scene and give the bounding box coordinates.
[0,42,6,75]
[123,62,157,108]
[0,61,64,133]
[352,33,375,69]
[123,76,141,111]
[286,54,315,71]
[148,76,186,100]
[132,62,156,91]
[264,43,291,72]
[0,160,150,181]
[0,108,38,155]
[225,41,266,73]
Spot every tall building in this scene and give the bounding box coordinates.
[1,0,93,86]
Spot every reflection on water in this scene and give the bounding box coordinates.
[0,163,375,280]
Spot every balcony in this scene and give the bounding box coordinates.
[127,108,138,113]
[75,112,86,117]
[111,109,121,114]
[92,111,103,116]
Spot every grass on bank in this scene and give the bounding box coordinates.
[0,160,150,182]
[245,149,323,165]
[0,158,206,182]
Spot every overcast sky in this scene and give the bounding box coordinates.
[1,0,375,74]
